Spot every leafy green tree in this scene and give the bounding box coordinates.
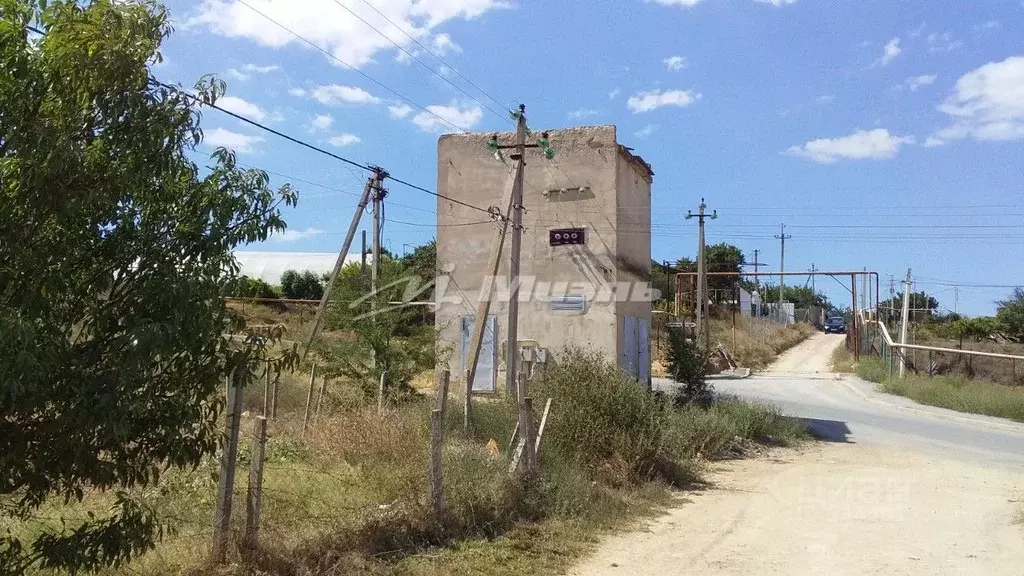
[996,288,1024,343]
[399,239,436,284]
[280,269,324,300]
[675,243,745,297]
[880,291,940,325]
[0,2,296,572]
[319,257,433,398]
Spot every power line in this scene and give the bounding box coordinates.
[328,0,511,124]
[234,0,468,133]
[358,0,515,115]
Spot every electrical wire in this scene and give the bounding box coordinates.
[328,0,511,124]
[234,0,469,134]
[358,0,516,115]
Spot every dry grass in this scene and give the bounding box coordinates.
[830,344,855,373]
[709,317,815,370]
[12,303,814,576]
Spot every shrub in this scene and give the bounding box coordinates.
[665,328,713,406]
[281,269,325,300]
[533,346,667,483]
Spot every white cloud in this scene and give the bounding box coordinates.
[411,102,483,132]
[875,37,901,67]
[225,63,278,81]
[909,22,927,39]
[754,0,797,6]
[328,133,362,147]
[273,227,325,242]
[927,32,962,53]
[311,84,380,106]
[288,87,306,97]
[431,32,461,55]
[608,88,620,100]
[634,124,657,138]
[311,114,334,131]
[786,129,915,163]
[902,74,937,92]
[927,56,1024,145]
[215,96,265,121]
[203,127,265,154]
[663,55,687,71]
[389,104,413,119]
[568,108,598,120]
[186,0,507,69]
[647,0,703,7]
[242,63,280,74]
[626,89,701,113]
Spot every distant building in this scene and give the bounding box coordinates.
[434,125,654,394]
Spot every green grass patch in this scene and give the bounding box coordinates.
[855,357,1024,423]
[854,356,890,383]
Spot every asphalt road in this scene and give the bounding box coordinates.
[655,333,1024,467]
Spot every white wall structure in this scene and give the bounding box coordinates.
[434,125,654,392]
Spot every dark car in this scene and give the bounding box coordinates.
[824,317,846,334]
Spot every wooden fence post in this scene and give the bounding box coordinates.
[435,370,450,419]
[301,364,316,439]
[212,368,246,564]
[463,369,472,433]
[534,398,552,456]
[315,375,328,419]
[262,360,270,417]
[270,370,280,420]
[522,397,536,473]
[243,416,268,561]
[428,409,444,521]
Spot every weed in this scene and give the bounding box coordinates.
[830,344,855,373]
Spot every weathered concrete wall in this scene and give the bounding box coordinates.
[435,125,652,391]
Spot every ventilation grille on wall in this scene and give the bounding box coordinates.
[548,294,587,312]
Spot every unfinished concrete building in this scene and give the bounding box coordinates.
[434,125,653,394]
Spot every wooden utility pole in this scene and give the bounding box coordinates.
[303,171,384,357]
[462,168,516,400]
[775,224,791,323]
[898,268,912,377]
[686,198,717,350]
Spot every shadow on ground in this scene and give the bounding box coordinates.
[801,418,854,443]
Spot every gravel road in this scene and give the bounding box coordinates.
[571,333,1024,575]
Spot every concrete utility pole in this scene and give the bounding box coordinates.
[506,106,528,400]
[774,224,791,323]
[954,286,959,315]
[898,268,912,377]
[686,198,717,350]
[303,170,384,358]
[753,249,760,291]
[809,263,817,294]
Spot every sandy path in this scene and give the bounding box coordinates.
[570,443,1024,576]
[766,331,846,374]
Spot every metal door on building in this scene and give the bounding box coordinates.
[460,315,497,393]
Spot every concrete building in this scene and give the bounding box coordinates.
[434,125,653,394]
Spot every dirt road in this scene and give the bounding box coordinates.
[571,443,1024,575]
[765,331,846,374]
[577,333,1024,575]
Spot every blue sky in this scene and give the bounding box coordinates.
[156,0,1023,315]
